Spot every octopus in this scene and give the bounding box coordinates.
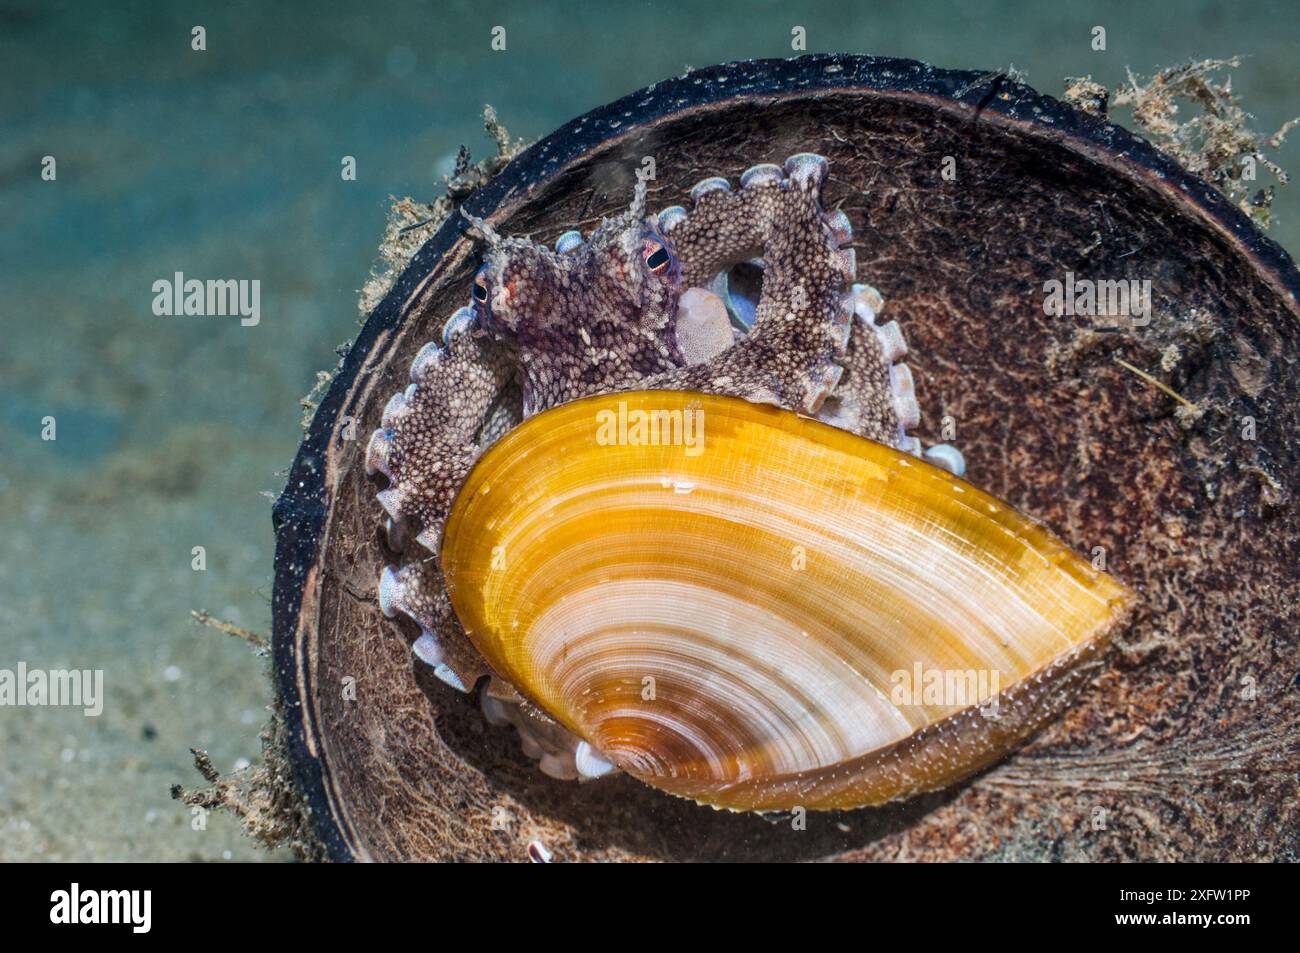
[365,154,965,781]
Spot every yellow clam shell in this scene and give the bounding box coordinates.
[442,391,1133,811]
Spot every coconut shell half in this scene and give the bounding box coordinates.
[272,54,1300,862]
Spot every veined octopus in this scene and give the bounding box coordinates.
[366,153,966,783]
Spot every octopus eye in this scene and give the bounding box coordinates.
[643,238,672,275]
[472,267,489,304]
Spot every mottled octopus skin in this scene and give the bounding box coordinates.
[367,154,958,781]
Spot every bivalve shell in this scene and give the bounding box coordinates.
[442,391,1133,811]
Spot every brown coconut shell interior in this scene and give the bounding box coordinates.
[274,58,1300,861]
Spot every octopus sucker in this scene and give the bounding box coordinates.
[364,152,1121,811]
